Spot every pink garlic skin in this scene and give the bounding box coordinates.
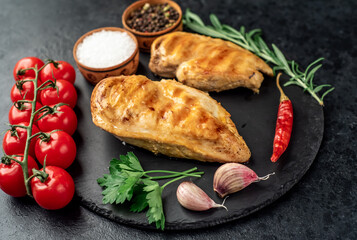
[213,163,258,198]
[177,181,219,211]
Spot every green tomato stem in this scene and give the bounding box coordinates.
[18,79,35,83]
[25,172,38,186]
[2,155,24,165]
[10,124,29,130]
[15,99,33,104]
[37,79,55,90]
[21,67,38,197]
[27,131,47,141]
[16,61,52,197]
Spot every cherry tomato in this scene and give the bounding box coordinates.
[13,57,44,84]
[2,122,39,158]
[35,131,76,169]
[8,102,43,126]
[40,79,77,108]
[40,60,76,84]
[10,78,36,102]
[37,105,77,135]
[0,155,38,197]
[31,166,75,210]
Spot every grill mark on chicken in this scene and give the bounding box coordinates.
[173,106,190,126]
[208,48,233,72]
[198,112,209,125]
[138,78,150,89]
[165,35,180,54]
[171,96,195,126]
[206,47,224,63]
[184,96,196,106]
[144,89,159,109]
[172,87,183,97]
[172,37,193,59]
[158,102,173,120]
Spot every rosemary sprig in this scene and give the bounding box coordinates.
[183,9,334,106]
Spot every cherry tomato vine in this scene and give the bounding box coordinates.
[1,58,77,209]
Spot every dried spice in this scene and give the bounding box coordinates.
[126,3,179,33]
[270,73,293,162]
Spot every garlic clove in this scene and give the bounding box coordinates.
[177,181,227,211]
[213,163,275,198]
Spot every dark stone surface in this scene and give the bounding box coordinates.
[0,0,356,239]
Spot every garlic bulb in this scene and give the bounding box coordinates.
[213,163,275,198]
[176,181,227,211]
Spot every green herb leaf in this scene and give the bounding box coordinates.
[108,159,122,174]
[130,184,149,213]
[272,44,289,69]
[97,152,204,230]
[97,174,126,204]
[313,84,332,93]
[321,86,335,101]
[284,81,300,87]
[119,152,144,172]
[306,64,323,88]
[117,172,143,203]
[143,179,165,231]
[185,8,205,26]
[209,14,222,30]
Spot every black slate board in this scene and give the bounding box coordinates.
[70,52,324,230]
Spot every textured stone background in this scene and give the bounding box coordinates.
[0,0,356,239]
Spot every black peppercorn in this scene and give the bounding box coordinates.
[126,3,179,33]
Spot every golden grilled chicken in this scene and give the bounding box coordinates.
[91,75,251,163]
[149,32,273,93]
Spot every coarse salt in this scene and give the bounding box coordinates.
[76,30,136,68]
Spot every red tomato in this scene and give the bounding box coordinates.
[10,79,36,102]
[2,122,39,158]
[35,131,76,169]
[40,61,76,84]
[40,79,77,108]
[37,105,77,135]
[8,102,43,126]
[31,166,75,210]
[13,57,44,83]
[0,155,38,197]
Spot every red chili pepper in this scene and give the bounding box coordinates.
[271,73,293,162]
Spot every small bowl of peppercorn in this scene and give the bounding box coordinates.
[122,0,182,52]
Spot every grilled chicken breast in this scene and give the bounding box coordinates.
[91,75,251,163]
[149,32,273,93]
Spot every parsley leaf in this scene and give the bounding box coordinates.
[119,152,144,172]
[97,174,125,204]
[143,179,165,230]
[97,152,203,230]
[130,184,149,213]
[117,172,143,203]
